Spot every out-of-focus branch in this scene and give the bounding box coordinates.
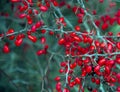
[0,68,20,92]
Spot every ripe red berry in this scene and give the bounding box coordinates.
[83,57,90,64]
[74,77,81,84]
[69,81,76,87]
[59,68,64,73]
[70,62,77,69]
[19,13,26,19]
[56,82,61,91]
[10,0,20,3]
[7,28,15,40]
[78,18,83,23]
[94,65,100,73]
[95,20,100,27]
[117,18,120,25]
[110,77,116,83]
[31,25,37,32]
[28,18,33,25]
[95,78,100,85]
[75,25,80,31]
[36,50,44,56]
[116,57,120,64]
[40,37,46,44]
[59,17,64,23]
[40,5,48,12]
[3,44,10,53]
[77,60,82,66]
[98,58,106,66]
[28,35,37,43]
[79,8,85,14]
[26,15,33,25]
[27,0,33,3]
[49,31,54,35]
[35,21,42,28]
[46,2,50,7]
[81,69,87,77]
[99,0,104,3]
[15,38,23,46]
[91,77,95,83]
[72,6,78,13]
[105,66,111,75]
[73,36,81,42]
[60,62,66,67]
[54,76,61,82]
[53,1,59,7]
[116,42,120,49]
[101,22,108,30]
[58,38,65,45]
[85,65,92,73]
[63,88,70,92]
[116,86,120,92]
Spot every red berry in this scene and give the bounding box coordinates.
[27,0,33,3]
[110,77,116,83]
[54,76,61,82]
[15,38,23,46]
[63,88,70,92]
[56,82,61,91]
[59,68,64,73]
[40,5,48,12]
[85,65,92,73]
[28,19,33,25]
[117,42,120,49]
[95,20,100,27]
[117,18,120,25]
[105,66,110,75]
[78,18,83,23]
[7,28,15,40]
[49,31,54,35]
[3,44,10,53]
[40,37,46,44]
[95,78,100,85]
[74,77,81,84]
[10,0,20,3]
[116,86,120,92]
[101,22,108,30]
[35,21,42,28]
[70,62,77,69]
[73,36,81,42]
[79,8,85,14]
[91,77,95,83]
[59,17,64,23]
[60,62,66,67]
[98,58,106,66]
[116,57,120,64]
[94,65,100,73]
[28,35,37,43]
[58,38,65,45]
[31,25,36,32]
[41,29,46,34]
[53,1,59,7]
[72,6,78,13]
[99,0,104,3]
[36,50,44,56]
[19,13,26,19]
[75,25,80,31]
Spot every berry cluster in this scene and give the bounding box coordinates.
[56,30,120,91]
